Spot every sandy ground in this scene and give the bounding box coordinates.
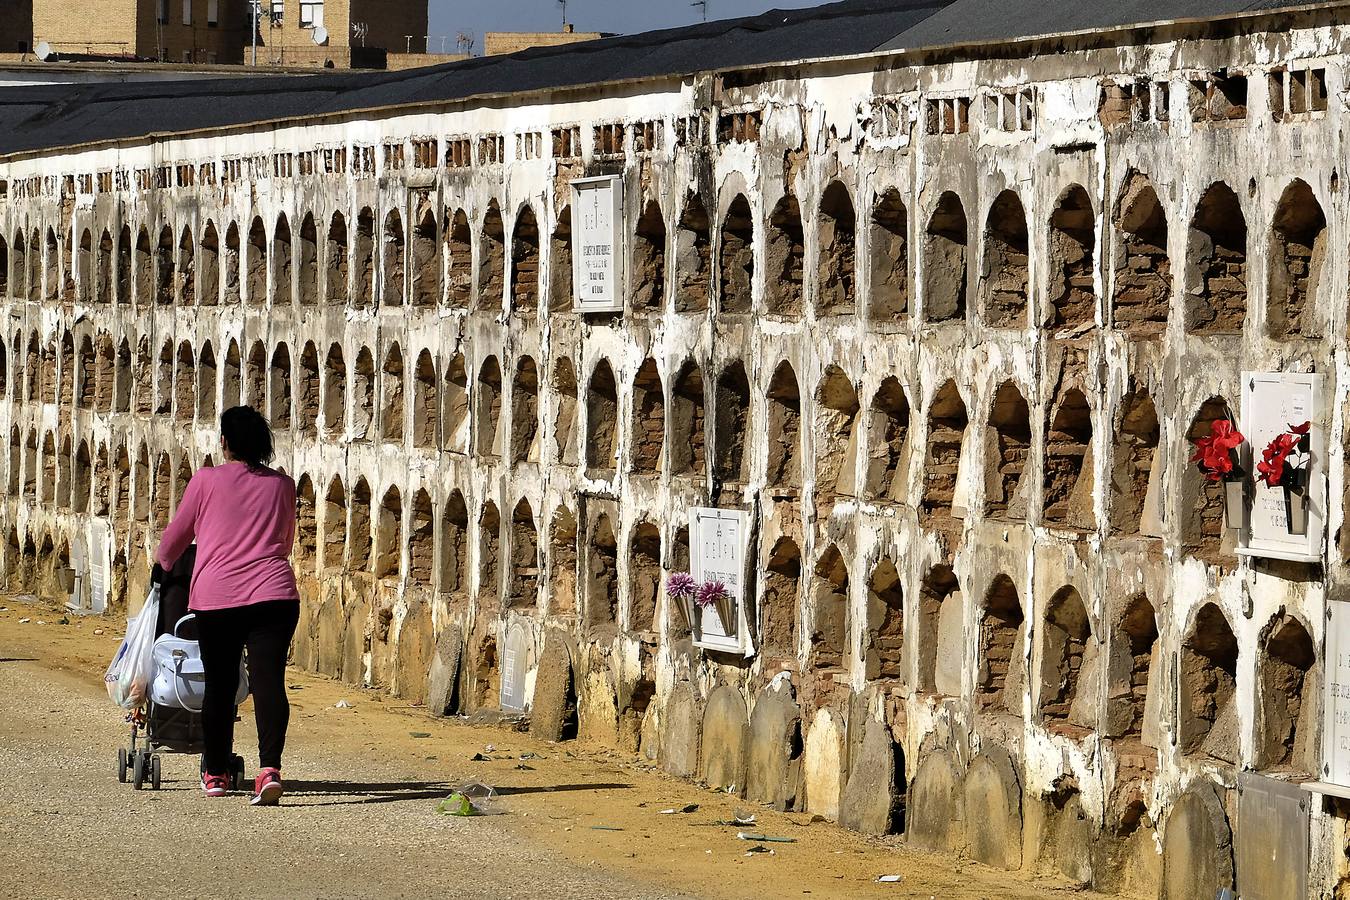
[0,597,1104,900]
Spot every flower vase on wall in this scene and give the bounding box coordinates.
[1223,476,1246,530]
[1283,467,1308,535]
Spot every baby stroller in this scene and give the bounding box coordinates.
[116,547,249,791]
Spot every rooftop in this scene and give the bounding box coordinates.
[0,0,1332,160]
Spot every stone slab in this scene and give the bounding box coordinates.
[838,716,901,835]
[907,748,962,852]
[528,632,574,741]
[803,707,845,819]
[699,685,749,794]
[1235,772,1308,900]
[661,682,701,778]
[745,682,802,810]
[962,747,1023,870]
[1160,783,1234,900]
[425,626,464,717]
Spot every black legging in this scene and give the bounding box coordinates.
[195,599,300,776]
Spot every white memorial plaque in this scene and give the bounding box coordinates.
[1238,371,1324,563]
[499,623,531,712]
[570,175,624,313]
[87,522,109,613]
[1323,600,1350,788]
[689,507,754,656]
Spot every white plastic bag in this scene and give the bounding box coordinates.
[104,586,160,710]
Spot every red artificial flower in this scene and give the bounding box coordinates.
[1256,422,1311,488]
[1191,419,1244,481]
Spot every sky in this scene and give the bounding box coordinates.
[426,0,824,54]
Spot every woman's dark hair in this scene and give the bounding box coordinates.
[221,406,274,469]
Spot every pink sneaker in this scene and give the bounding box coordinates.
[201,772,229,797]
[251,768,284,806]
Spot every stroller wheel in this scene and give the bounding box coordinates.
[117,748,129,783]
[150,755,162,791]
[132,753,145,790]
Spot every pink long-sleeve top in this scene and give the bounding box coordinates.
[156,462,299,611]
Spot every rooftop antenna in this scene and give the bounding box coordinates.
[692,1,707,22]
[558,0,568,27]
[250,0,259,65]
[455,31,475,55]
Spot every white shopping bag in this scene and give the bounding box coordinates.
[104,586,160,710]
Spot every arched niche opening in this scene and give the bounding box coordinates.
[272,214,293,306]
[1047,185,1096,330]
[374,486,402,579]
[1179,603,1239,762]
[765,362,802,491]
[475,356,502,458]
[814,365,860,507]
[978,574,1024,717]
[510,356,540,464]
[477,201,506,312]
[630,200,665,313]
[766,193,804,317]
[761,537,801,661]
[1109,388,1161,536]
[1042,387,1094,529]
[1256,613,1316,773]
[382,210,405,306]
[326,212,348,305]
[817,181,856,316]
[1112,172,1170,334]
[442,353,469,453]
[713,360,750,483]
[440,492,469,601]
[510,206,540,314]
[584,360,619,476]
[1185,183,1247,335]
[981,190,1028,328]
[549,205,574,314]
[245,216,267,306]
[412,350,438,449]
[986,380,1031,519]
[809,545,848,672]
[628,522,662,632]
[380,344,404,443]
[480,499,502,604]
[1267,179,1326,339]
[411,207,438,307]
[586,513,618,627]
[675,194,711,313]
[199,222,219,306]
[869,188,908,321]
[297,212,318,306]
[444,209,471,308]
[322,344,346,437]
[552,358,579,466]
[1037,586,1096,730]
[1181,398,1238,563]
[548,507,578,617]
[270,343,292,430]
[863,557,905,681]
[718,194,754,314]
[863,377,910,504]
[923,381,967,520]
[916,565,960,694]
[508,499,539,609]
[923,192,968,323]
[296,342,319,437]
[630,358,664,474]
[670,360,706,477]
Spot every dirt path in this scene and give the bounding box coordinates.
[0,598,1101,900]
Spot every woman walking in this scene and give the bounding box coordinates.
[155,406,299,805]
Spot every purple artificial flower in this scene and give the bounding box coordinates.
[695,580,730,610]
[667,572,697,599]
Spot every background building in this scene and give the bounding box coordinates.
[484,24,602,57]
[14,0,433,68]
